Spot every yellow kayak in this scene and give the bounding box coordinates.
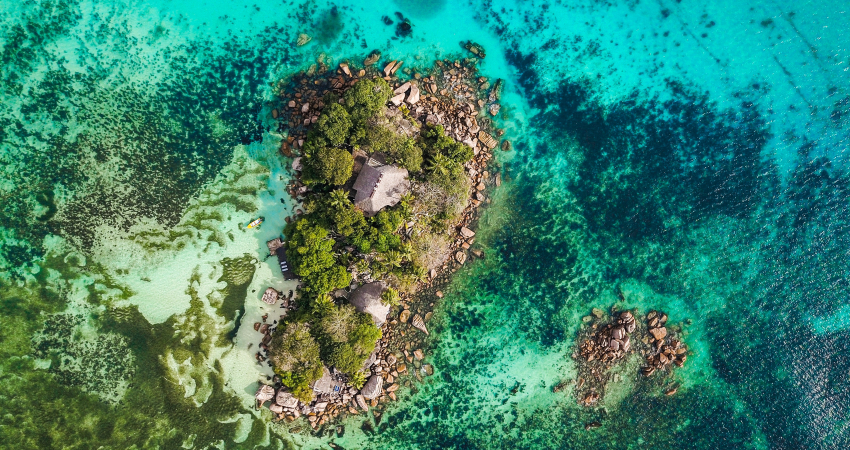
[247,217,264,229]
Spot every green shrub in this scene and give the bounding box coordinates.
[394,138,423,172]
[285,219,334,278]
[318,304,359,343]
[306,190,367,238]
[315,305,382,375]
[310,102,352,147]
[348,371,367,389]
[326,343,365,374]
[365,125,423,172]
[302,146,354,186]
[344,78,392,144]
[381,287,400,307]
[268,321,324,402]
[284,219,351,295]
[373,209,404,233]
[305,263,351,297]
[421,124,473,164]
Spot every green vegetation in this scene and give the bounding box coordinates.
[318,305,382,374]
[302,146,354,186]
[381,287,401,307]
[348,370,367,389]
[283,219,351,296]
[310,102,351,147]
[365,124,423,172]
[299,79,391,187]
[269,79,476,396]
[343,78,392,144]
[268,322,324,403]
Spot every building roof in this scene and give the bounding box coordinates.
[275,246,296,280]
[349,281,390,326]
[352,161,410,217]
[261,287,279,305]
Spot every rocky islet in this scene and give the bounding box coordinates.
[251,46,507,430]
[571,306,690,409]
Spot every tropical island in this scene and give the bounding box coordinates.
[252,47,505,430]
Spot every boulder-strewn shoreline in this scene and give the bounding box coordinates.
[251,45,507,432]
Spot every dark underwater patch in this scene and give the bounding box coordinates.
[0,4,300,272]
[371,45,850,449]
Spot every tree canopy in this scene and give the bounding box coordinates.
[268,321,324,402]
[302,146,354,186]
[318,305,382,374]
[284,219,351,295]
[310,102,352,147]
[422,124,473,164]
[344,78,392,144]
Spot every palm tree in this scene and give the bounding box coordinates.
[411,264,427,282]
[398,242,414,262]
[312,294,336,317]
[384,250,403,269]
[328,189,349,211]
[381,288,400,307]
[425,153,452,177]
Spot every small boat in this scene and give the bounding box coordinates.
[247,217,265,229]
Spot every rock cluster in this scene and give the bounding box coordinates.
[570,306,689,408]
[253,320,430,429]
[639,310,688,376]
[578,311,635,364]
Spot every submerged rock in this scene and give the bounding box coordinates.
[462,41,486,58]
[364,51,381,66]
[296,33,312,46]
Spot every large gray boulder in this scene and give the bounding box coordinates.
[349,282,390,326]
[275,390,298,408]
[361,374,383,399]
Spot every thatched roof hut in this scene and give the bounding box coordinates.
[352,160,410,217]
[261,287,279,305]
[349,282,390,326]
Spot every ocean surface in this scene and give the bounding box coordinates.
[1,0,849,448]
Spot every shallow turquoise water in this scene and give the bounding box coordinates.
[1,0,849,449]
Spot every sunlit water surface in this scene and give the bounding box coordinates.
[1,0,849,448]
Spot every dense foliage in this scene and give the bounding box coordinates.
[365,124,423,172]
[270,79,475,398]
[302,146,354,186]
[344,78,392,144]
[310,102,351,147]
[283,218,351,295]
[300,78,394,186]
[268,322,324,402]
[318,304,383,374]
